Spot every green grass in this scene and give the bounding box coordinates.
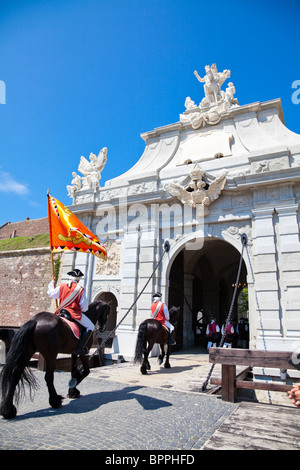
[0,233,50,251]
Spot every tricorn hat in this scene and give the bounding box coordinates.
[67,269,84,278]
[153,292,162,299]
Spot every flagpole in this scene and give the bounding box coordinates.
[47,191,58,309]
[47,190,56,279]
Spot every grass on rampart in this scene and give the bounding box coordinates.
[0,233,50,251]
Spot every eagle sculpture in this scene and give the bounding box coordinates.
[169,165,226,208]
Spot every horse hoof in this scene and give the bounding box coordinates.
[1,404,17,419]
[164,363,171,369]
[50,395,64,409]
[68,388,80,399]
[140,367,148,375]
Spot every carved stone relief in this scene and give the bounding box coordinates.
[180,63,239,130]
[67,147,107,198]
[96,241,121,276]
[92,283,120,301]
[168,164,226,208]
[251,155,290,174]
[210,222,253,246]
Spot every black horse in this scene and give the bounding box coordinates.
[134,306,181,375]
[0,300,110,419]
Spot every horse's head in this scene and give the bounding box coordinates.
[169,306,181,326]
[87,300,110,332]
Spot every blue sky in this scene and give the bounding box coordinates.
[0,0,300,225]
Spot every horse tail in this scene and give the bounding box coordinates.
[134,321,148,363]
[0,318,39,410]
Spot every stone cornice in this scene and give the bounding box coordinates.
[0,246,51,256]
[140,98,284,141]
[225,166,300,191]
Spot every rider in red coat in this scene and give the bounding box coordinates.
[151,292,176,345]
[47,268,94,355]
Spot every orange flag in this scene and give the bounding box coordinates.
[47,194,106,259]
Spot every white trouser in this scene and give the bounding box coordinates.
[207,341,217,349]
[165,321,174,332]
[77,313,94,331]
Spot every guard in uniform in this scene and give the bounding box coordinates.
[206,318,220,349]
[47,269,94,355]
[151,292,176,345]
[221,321,235,348]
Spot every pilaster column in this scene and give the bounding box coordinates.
[275,205,300,341]
[134,225,158,328]
[183,274,194,348]
[119,229,140,328]
[252,208,281,348]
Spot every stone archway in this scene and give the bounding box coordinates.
[168,237,247,350]
[94,291,118,348]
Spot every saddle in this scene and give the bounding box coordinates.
[58,309,85,340]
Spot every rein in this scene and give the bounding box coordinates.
[91,241,171,358]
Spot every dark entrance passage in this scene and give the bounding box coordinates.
[95,291,117,348]
[168,238,247,349]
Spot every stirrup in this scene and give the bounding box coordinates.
[75,330,93,356]
[168,331,176,345]
[68,377,78,389]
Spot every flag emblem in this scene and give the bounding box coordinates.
[47,194,106,259]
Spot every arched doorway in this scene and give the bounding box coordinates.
[94,291,118,348]
[168,237,248,350]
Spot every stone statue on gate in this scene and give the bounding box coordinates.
[168,164,227,208]
[194,64,231,105]
[67,172,82,199]
[180,63,239,129]
[78,147,107,191]
[66,146,108,198]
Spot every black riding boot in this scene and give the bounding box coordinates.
[168,330,176,346]
[75,330,93,355]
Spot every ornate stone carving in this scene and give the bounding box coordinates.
[127,181,157,195]
[252,156,289,174]
[210,222,253,246]
[79,147,107,191]
[67,147,107,197]
[194,64,231,104]
[180,64,239,129]
[232,192,253,207]
[95,240,121,275]
[92,283,120,297]
[168,164,226,208]
[67,172,82,199]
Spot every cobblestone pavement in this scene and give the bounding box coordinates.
[0,370,237,450]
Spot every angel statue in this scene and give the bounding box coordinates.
[78,147,107,191]
[169,165,226,208]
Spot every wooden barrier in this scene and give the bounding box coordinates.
[209,347,299,402]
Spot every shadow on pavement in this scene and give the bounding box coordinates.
[13,385,173,421]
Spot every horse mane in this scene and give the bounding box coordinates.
[169,306,181,326]
[85,299,110,325]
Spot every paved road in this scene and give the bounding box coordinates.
[0,369,236,451]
